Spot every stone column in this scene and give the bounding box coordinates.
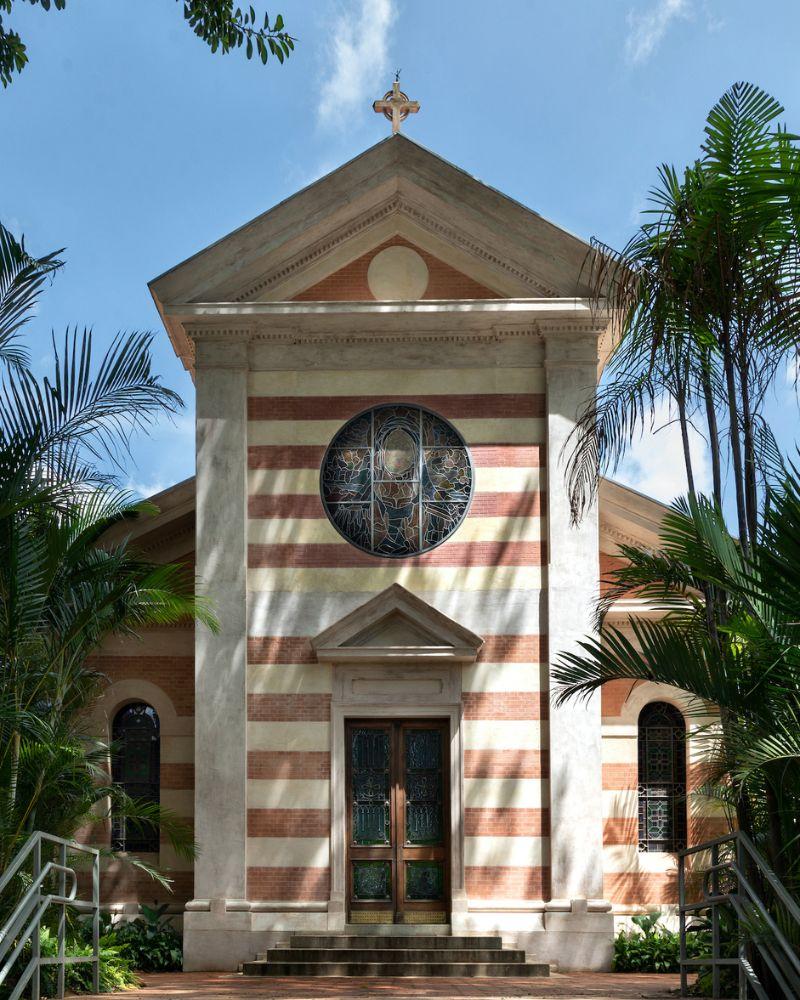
[183,335,253,970]
[542,331,613,971]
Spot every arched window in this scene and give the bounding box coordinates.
[111,702,160,853]
[638,701,687,853]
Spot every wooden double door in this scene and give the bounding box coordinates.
[346,719,450,924]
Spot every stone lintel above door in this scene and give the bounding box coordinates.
[311,583,483,666]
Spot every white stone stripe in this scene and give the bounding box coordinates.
[604,844,677,874]
[158,845,194,872]
[464,778,547,809]
[247,721,330,751]
[248,418,545,447]
[463,720,545,751]
[603,789,638,819]
[247,368,545,396]
[247,837,329,867]
[247,516,544,546]
[462,662,544,693]
[247,779,330,809]
[160,789,194,816]
[248,467,544,497]
[160,735,194,764]
[247,566,544,594]
[602,735,637,764]
[248,589,544,636]
[465,836,548,867]
[248,663,333,694]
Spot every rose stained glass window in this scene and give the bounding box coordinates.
[320,405,473,557]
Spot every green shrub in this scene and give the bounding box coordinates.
[37,927,141,994]
[614,912,683,973]
[105,904,183,972]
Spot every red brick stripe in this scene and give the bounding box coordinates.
[465,866,546,899]
[604,817,637,845]
[247,540,544,568]
[465,808,547,837]
[247,809,330,837]
[601,679,639,717]
[469,492,544,517]
[464,749,547,779]
[248,444,544,469]
[248,394,545,422]
[248,637,316,664]
[478,635,547,663]
[91,656,194,715]
[247,635,546,665]
[247,866,330,901]
[247,693,331,722]
[603,764,637,789]
[161,763,194,790]
[248,750,330,779]
[249,494,327,518]
[86,870,193,906]
[604,872,678,905]
[247,491,543,519]
[462,691,547,721]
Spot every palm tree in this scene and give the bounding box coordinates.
[553,480,800,889]
[0,221,215,890]
[568,83,800,557]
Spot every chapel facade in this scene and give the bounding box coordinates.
[91,134,723,972]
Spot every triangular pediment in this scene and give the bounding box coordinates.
[149,135,596,372]
[312,584,483,663]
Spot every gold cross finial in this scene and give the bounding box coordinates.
[373,76,420,135]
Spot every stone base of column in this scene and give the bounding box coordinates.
[532,898,614,971]
[182,899,258,972]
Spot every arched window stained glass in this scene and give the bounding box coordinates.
[111,702,160,853]
[320,404,473,557]
[638,701,687,853]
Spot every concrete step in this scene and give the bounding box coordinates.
[287,934,504,950]
[257,948,526,963]
[241,960,550,977]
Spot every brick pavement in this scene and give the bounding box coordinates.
[94,970,687,999]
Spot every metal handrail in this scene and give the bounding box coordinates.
[679,831,800,999]
[0,832,100,1000]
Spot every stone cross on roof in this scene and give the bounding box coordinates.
[373,76,420,135]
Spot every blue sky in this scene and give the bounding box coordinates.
[2,0,799,504]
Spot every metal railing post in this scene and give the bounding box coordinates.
[92,850,100,994]
[711,841,720,998]
[737,836,746,1000]
[57,841,66,998]
[31,837,41,1000]
[0,832,102,1000]
[679,851,688,997]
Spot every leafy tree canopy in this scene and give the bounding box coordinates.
[0,0,294,88]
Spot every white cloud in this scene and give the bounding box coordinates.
[318,0,396,126]
[125,477,168,500]
[615,399,712,505]
[625,0,691,65]
[786,353,800,387]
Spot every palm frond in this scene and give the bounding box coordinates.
[0,222,63,371]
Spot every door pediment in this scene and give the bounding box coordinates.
[312,583,483,664]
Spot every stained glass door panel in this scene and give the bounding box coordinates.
[346,720,449,924]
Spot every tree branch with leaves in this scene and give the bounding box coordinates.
[0,0,294,87]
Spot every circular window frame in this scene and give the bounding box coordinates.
[319,403,475,559]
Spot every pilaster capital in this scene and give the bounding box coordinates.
[191,330,250,371]
[543,328,601,370]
